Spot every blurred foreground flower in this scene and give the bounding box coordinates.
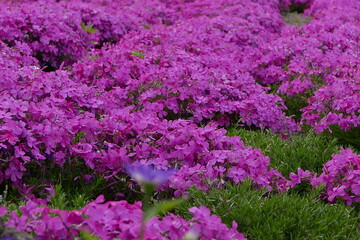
[0,218,33,240]
[125,164,176,185]
[125,164,180,240]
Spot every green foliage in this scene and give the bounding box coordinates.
[47,187,91,210]
[45,175,109,210]
[282,12,312,26]
[176,181,360,240]
[143,198,184,222]
[49,184,68,210]
[72,131,87,144]
[329,125,360,151]
[78,231,101,240]
[141,23,150,29]
[130,50,145,59]
[282,93,311,121]
[48,184,93,210]
[72,194,90,210]
[226,127,340,176]
[81,22,99,34]
[22,158,114,210]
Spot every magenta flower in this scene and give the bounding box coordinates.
[125,164,176,185]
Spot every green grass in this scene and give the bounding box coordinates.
[0,157,141,210]
[48,184,96,210]
[330,125,360,151]
[282,93,311,122]
[282,12,312,26]
[226,127,340,176]
[176,180,360,240]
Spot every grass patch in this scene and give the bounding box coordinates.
[329,125,360,152]
[282,12,312,26]
[0,157,143,210]
[282,93,311,122]
[226,127,340,176]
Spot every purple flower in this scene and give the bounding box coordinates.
[125,164,176,185]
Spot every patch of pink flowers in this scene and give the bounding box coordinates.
[285,149,360,205]
[244,0,360,132]
[311,149,360,205]
[1,195,245,240]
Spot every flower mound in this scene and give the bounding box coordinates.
[2,196,246,240]
[312,149,360,205]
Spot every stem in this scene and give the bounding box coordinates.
[139,220,146,240]
[139,183,155,240]
[142,183,155,210]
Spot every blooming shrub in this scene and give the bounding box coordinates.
[244,0,360,132]
[311,149,360,205]
[285,149,360,205]
[72,24,299,133]
[1,196,246,240]
[302,79,360,133]
[0,0,162,68]
[0,1,96,68]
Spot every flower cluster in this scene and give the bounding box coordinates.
[0,0,161,68]
[1,196,246,240]
[311,149,360,205]
[285,149,360,205]
[72,25,299,133]
[0,0,95,68]
[243,0,360,132]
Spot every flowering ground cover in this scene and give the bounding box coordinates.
[0,0,359,239]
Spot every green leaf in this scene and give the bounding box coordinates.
[81,22,99,34]
[72,131,87,144]
[89,55,100,61]
[130,50,145,59]
[143,198,184,222]
[141,24,150,29]
[142,183,155,211]
[78,231,101,240]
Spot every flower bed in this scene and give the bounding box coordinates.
[0,0,359,239]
